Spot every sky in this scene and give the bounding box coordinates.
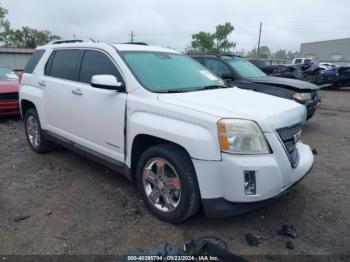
[1,0,350,53]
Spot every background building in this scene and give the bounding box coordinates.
[0,47,34,70]
[300,38,350,65]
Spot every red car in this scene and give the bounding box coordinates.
[0,67,20,116]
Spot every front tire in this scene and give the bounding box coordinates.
[136,144,200,223]
[24,108,54,153]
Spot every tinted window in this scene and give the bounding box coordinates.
[294,59,303,64]
[24,49,45,73]
[203,58,231,78]
[79,50,122,84]
[45,52,55,75]
[49,49,82,81]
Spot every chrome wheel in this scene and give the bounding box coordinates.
[143,158,181,212]
[26,115,40,148]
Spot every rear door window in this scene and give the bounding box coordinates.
[79,50,123,84]
[24,49,45,73]
[48,49,82,81]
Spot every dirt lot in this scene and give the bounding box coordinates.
[0,89,349,257]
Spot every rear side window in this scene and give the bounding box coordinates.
[24,49,45,73]
[79,50,122,84]
[294,59,303,64]
[48,49,82,81]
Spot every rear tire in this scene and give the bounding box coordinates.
[136,144,201,223]
[24,108,54,153]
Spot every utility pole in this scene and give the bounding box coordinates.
[257,22,262,58]
[129,30,135,42]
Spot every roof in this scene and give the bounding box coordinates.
[112,43,180,53]
[37,42,180,54]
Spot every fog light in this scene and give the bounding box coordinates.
[244,171,256,195]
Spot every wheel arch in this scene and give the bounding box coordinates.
[20,99,37,119]
[129,134,194,183]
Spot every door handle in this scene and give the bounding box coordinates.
[72,89,83,96]
[38,80,46,87]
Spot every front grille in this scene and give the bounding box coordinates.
[0,92,19,101]
[276,124,302,168]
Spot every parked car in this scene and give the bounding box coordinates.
[292,57,318,65]
[334,65,350,89]
[0,67,20,116]
[191,55,321,119]
[20,40,314,223]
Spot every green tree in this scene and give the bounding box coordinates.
[0,4,60,48]
[214,23,236,53]
[247,48,258,58]
[191,31,215,53]
[273,49,287,60]
[247,46,271,59]
[190,22,236,55]
[258,46,271,59]
[21,27,60,48]
[0,6,12,45]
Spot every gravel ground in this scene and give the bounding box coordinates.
[0,89,349,257]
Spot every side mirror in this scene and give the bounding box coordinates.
[91,75,125,92]
[221,73,235,81]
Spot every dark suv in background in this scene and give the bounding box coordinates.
[191,55,321,119]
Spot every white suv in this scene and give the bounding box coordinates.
[20,40,314,223]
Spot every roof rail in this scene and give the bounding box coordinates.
[122,42,148,46]
[47,37,96,45]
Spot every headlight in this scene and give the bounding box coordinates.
[218,119,271,154]
[293,92,312,101]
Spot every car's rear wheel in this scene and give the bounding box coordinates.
[136,144,200,223]
[24,108,54,153]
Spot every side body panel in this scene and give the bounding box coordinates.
[125,87,222,167]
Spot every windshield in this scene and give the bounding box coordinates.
[227,58,266,78]
[0,68,19,80]
[121,51,225,92]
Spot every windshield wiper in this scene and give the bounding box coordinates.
[158,85,230,93]
[158,88,197,93]
[199,85,231,90]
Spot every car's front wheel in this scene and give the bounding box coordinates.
[24,108,54,153]
[136,144,200,223]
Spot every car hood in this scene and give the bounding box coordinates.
[232,80,294,100]
[0,80,19,93]
[248,76,319,91]
[157,87,306,132]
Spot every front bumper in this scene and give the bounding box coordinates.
[202,164,313,218]
[305,95,321,119]
[192,132,314,218]
[0,100,20,116]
